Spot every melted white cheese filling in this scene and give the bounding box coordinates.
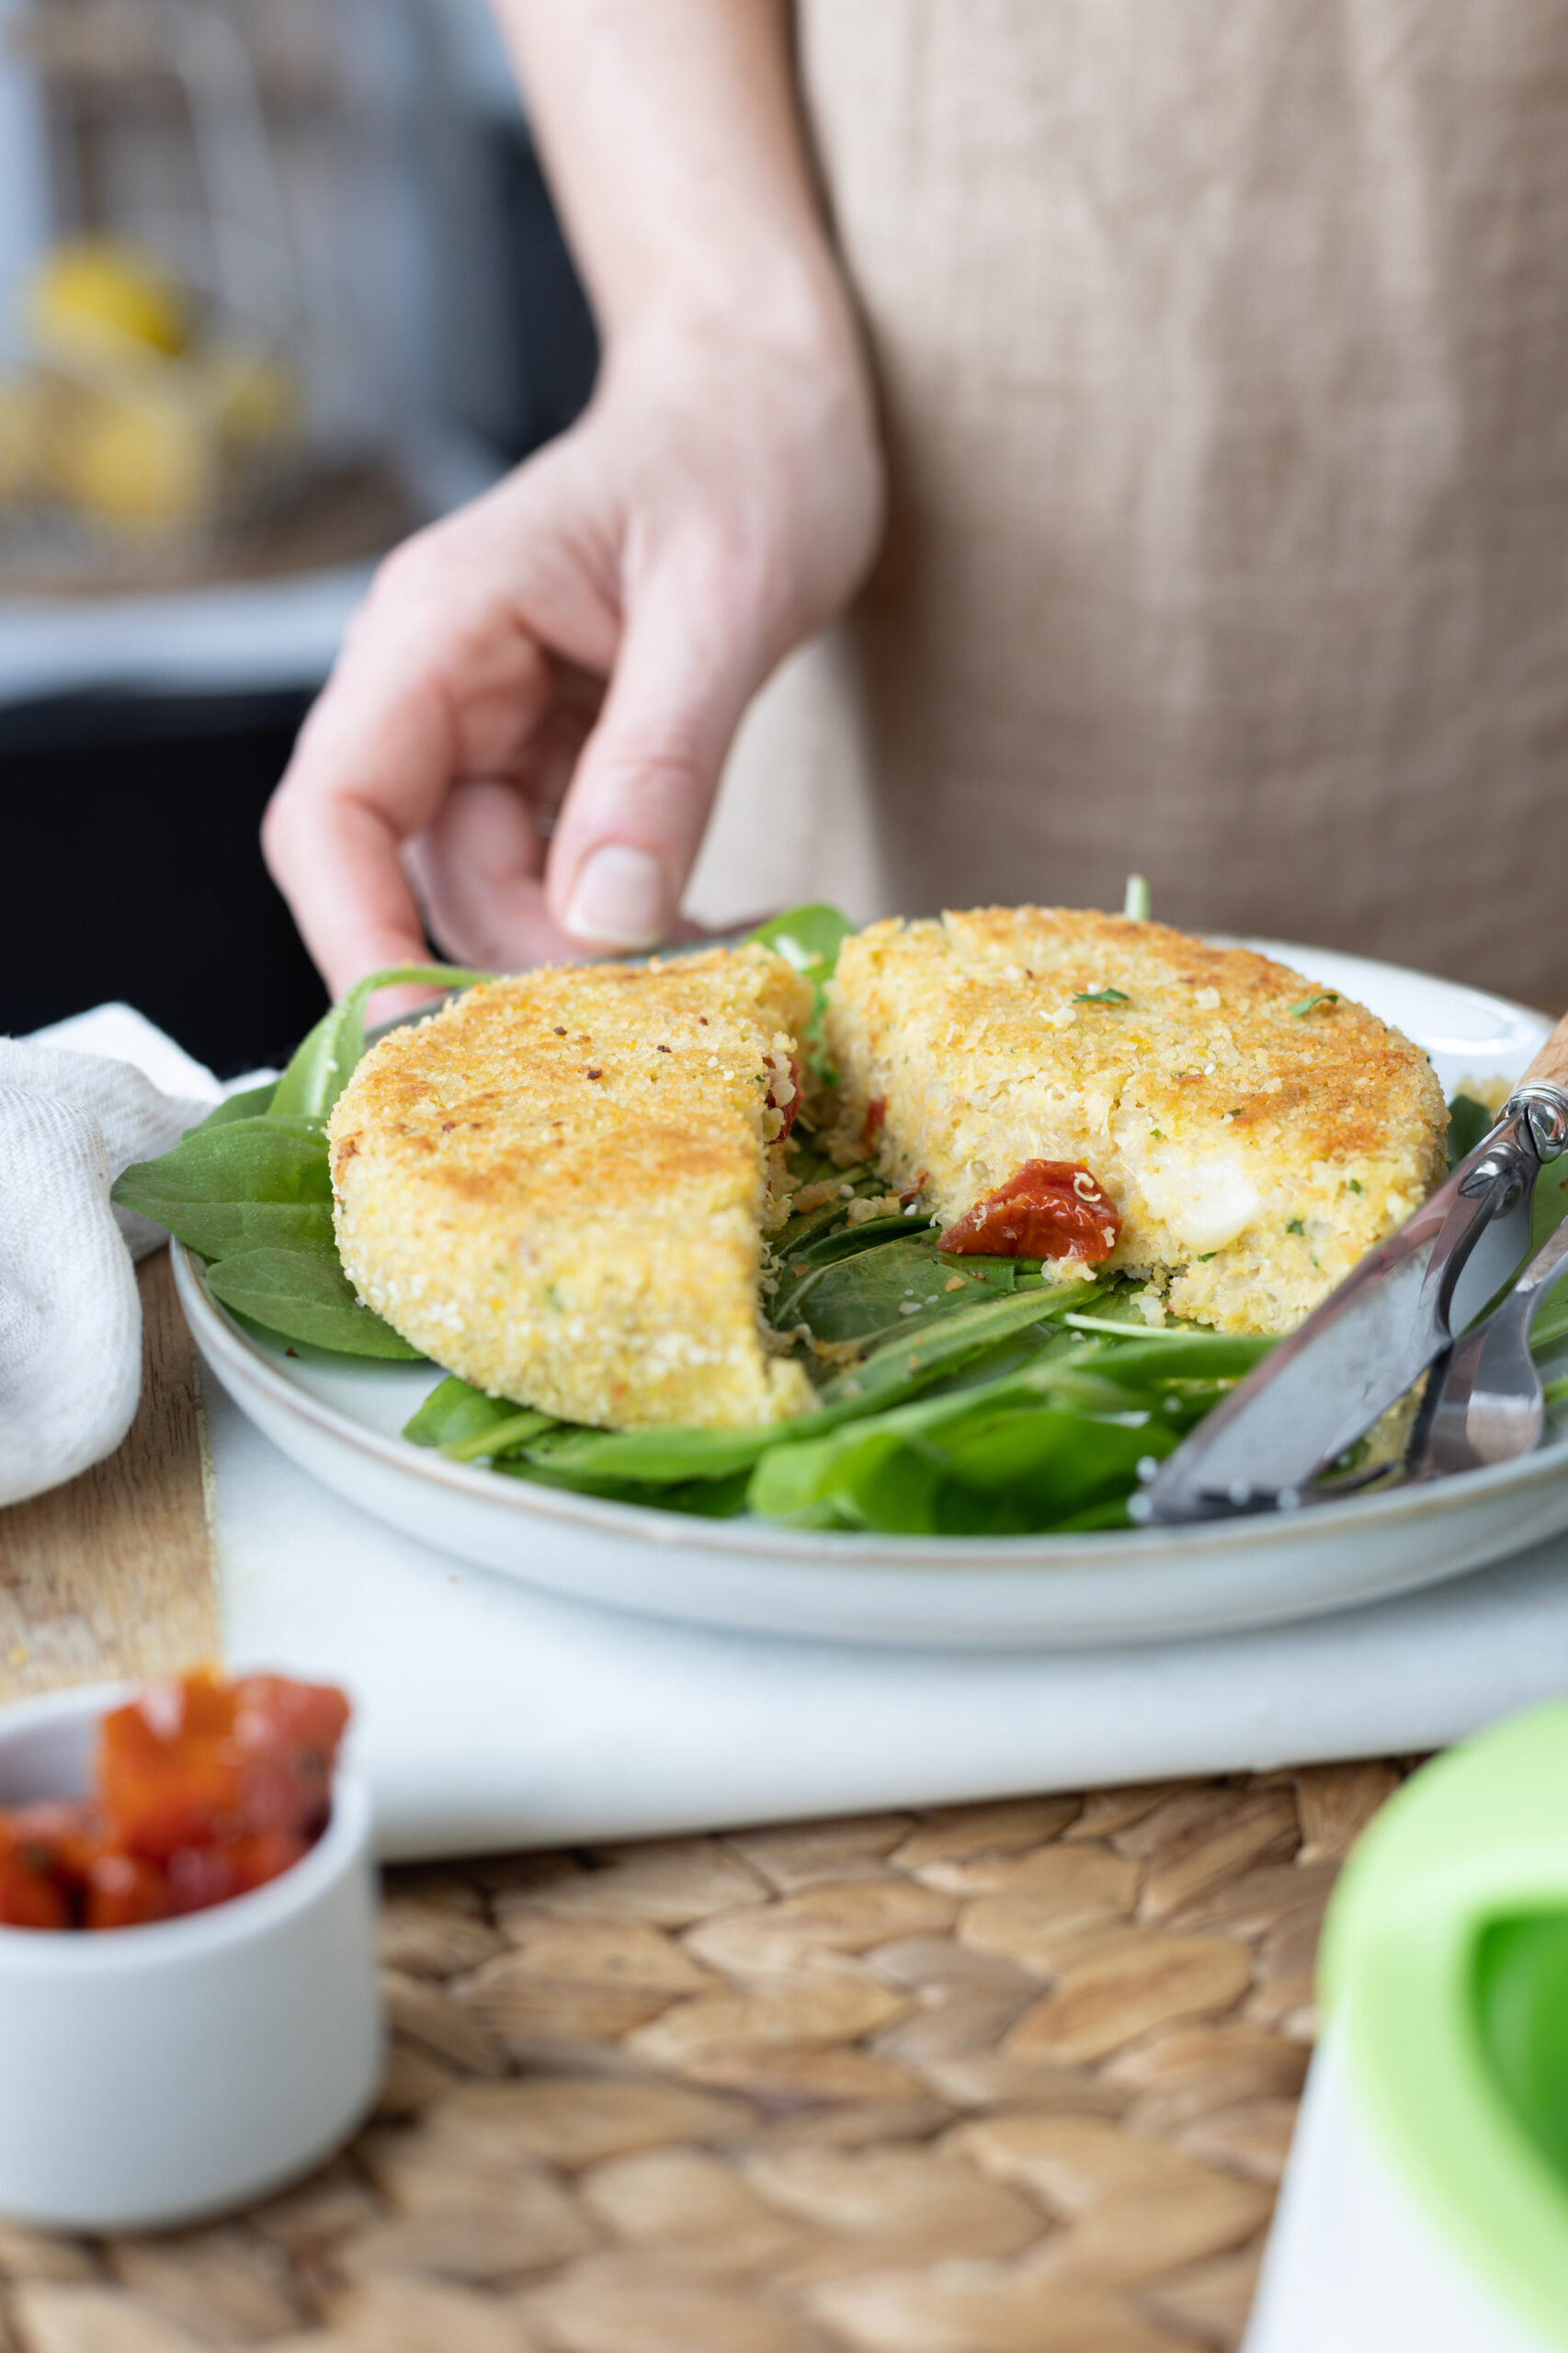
[1136,1154,1263,1253]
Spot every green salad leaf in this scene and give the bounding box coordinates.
[1448,1091,1494,1169]
[745,904,854,992]
[1532,1142,1568,1258]
[114,1120,333,1233]
[813,1283,1090,1407]
[195,1082,283,1130]
[402,1376,559,1459]
[746,1352,1171,1535]
[784,1234,1005,1351]
[206,1247,425,1358]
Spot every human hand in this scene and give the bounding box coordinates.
[262,316,881,998]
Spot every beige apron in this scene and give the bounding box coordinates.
[687,0,1568,1012]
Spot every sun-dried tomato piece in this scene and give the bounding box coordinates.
[940,1160,1121,1262]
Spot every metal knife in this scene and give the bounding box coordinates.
[1145,1015,1568,1521]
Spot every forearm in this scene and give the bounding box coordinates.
[493,0,853,360]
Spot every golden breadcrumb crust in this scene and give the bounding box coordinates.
[825,907,1448,1335]
[329,946,816,1429]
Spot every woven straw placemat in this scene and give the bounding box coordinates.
[0,1762,1403,2353]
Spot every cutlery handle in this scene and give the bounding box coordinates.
[1522,1008,1568,1091]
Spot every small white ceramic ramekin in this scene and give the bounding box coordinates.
[0,1680,384,2233]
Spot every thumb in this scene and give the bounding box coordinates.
[545,557,771,951]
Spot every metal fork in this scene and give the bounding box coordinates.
[1404,1214,1568,1479]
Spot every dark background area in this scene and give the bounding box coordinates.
[0,121,598,1074]
[1,688,322,1075]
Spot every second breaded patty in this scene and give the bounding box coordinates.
[826,907,1448,1334]
[329,945,816,1429]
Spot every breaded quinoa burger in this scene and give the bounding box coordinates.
[826,907,1448,1335]
[328,945,815,1429]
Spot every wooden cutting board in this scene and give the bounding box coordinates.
[0,1253,221,1699]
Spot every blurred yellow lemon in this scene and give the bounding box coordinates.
[52,380,214,533]
[27,239,192,369]
[205,343,301,449]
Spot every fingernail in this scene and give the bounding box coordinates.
[562,844,668,949]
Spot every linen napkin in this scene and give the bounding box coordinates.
[0,1007,219,1506]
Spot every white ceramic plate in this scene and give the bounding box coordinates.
[176,940,1568,1651]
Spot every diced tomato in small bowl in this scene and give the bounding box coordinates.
[0,1671,351,1934]
[0,1674,380,2234]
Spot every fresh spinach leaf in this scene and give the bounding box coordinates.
[497,1460,753,1518]
[817,1282,1095,1407]
[401,1378,560,1461]
[443,1409,559,1463]
[191,1082,278,1130]
[494,1286,1096,1493]
[772,1196,856,1256]
[1531,1147,1568,1256]
[745,904,853,988]
[819,1432,948,1534]
[769,1217,929,1328]
[205,1248,423,1358]
[1052,1495,1138,1533]
[1075,1331,1275,1387]
[749,1378,1171,1535]
[143,1201,336,1261]
[505,1421,787,1485]
[778,1234,958,1350]
[927,1415,1164,1536]
[633,1471,752,1518]
[934,1253,1036,1291]
[112,1120,334,1251]
[784,1214,923,1268]
[1448,1092,1494,1170]
[405,1377,525,1449]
